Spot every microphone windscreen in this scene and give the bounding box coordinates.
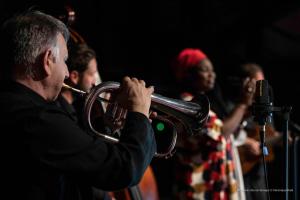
[255,80,270,105]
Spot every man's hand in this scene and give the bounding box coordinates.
[115,76,154,118]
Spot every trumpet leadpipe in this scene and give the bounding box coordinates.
[62,83,111,103]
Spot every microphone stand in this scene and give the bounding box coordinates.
[281,106,292,200]
[257,123,270,200]
[270,106,292,200]
[254,105,292,200]
[293,136,299,200]
[290,120,300,200]
[254,102,270,200]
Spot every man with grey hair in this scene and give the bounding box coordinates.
[0,10,156,200]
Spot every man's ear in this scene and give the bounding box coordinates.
[43,49,55,76]
[69,70,79,85]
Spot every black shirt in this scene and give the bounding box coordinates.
[56,94,78,123]
[0,81,156,200]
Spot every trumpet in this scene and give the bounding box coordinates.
[63,82,210,158]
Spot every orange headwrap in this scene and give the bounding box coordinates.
[173,48,207,81]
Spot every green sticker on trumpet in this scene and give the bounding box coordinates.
[156,122,165,132]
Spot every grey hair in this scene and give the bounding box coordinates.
[1,10,70,77]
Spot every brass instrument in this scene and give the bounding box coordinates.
[63,82,209,158]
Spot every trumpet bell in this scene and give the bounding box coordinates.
[151,93,209,136]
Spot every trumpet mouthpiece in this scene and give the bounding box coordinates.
[62,83,86,95]
[62,83,72,89]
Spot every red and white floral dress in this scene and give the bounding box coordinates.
[175,110,239,200]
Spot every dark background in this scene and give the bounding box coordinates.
[1,0,300,114]
[1,0,300,198]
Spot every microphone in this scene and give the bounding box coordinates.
[252,80,273,126]
[252,80,273,200]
